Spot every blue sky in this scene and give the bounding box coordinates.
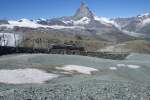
[0,0,150,19]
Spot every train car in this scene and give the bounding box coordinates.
[49,44,85,54]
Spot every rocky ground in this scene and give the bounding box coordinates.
[0,53,150,100]
[0,80,150,100]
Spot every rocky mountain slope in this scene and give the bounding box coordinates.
[0,3,135,43]
[114,13,150,36]
[0,2,150,51]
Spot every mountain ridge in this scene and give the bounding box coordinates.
[0,2,150,43]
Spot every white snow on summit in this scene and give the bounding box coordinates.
[94,16,112,24]
[0,18,84,29]
[138,13,150,18]
[8,18,42,28]
[141,18,150,25]
[136,13,150,26]
[94,16,120,28]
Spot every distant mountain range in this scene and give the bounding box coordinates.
[0,2,150,42]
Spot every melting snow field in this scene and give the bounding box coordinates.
[0,53,148,86]
[109,64,141,70]
[0,68,58,84]
[109,67,117,70]
[57,65,98,74]
[127,65,141,69]
[117,64,141,69]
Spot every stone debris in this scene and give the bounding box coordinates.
[0,80,150,100]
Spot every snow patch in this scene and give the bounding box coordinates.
[109,67,117,70]
[122,30,144,37]
[142,18,150,25]
[8,19,42,28]
[117,64,141,69]
[56,65,98,74]
[127,65,141,69]
[117,64,126,67]
[63,17,91,26]
[94,16,111,24]
[36,18,47,22]
[62,20,73,24]
[0,68,58,84]
[48,25,84,29]
[138,13,150,18]
[73,17,91,25]
[94,16,120,28]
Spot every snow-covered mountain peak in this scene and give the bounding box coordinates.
[137,13,150,18]
[94,16,120,28]
[8,18,41,28]
[18,18,33,22]
[36,18,47,22]
[140,18,150,26]
[0,18,84,29]
[94,16,111,23]
[73,2,94,20]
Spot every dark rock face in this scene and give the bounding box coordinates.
[37,20,48,25]
[73,2,94,20]
[0,20,9,25]
[37,19,67,26]
[46,19,67,26]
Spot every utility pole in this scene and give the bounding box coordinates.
[14,33,17,47]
